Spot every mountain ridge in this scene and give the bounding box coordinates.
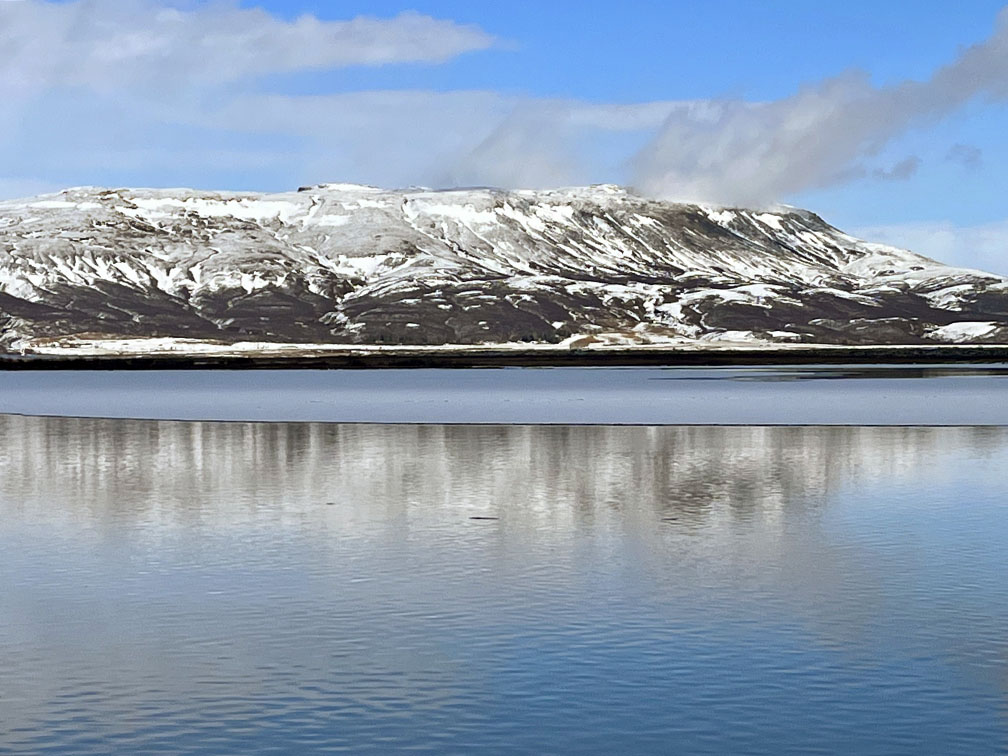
[2,183,1007,353]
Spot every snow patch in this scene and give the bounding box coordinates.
[704,209,736,225]
[754,213,785,231]
[928,322,999,343]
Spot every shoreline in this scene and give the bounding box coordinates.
[3,344,1008,369]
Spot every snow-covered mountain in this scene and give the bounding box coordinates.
[1,183,1007,353]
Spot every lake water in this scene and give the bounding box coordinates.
[1,364,1007,424]
[2,411,1007,754]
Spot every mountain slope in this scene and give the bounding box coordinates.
[1,183,1007,353]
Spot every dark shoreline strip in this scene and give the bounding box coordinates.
[3,345,1008,370]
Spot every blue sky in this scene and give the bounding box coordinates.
[252,0,1003,101]
[2,0,1008,271]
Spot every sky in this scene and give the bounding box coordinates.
[1,0,1008,272]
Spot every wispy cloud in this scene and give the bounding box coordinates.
[0,0,501,194]
[872,156,921,182]
[632,8,1008,205]
[946,143,983,169]
[435,99,684,189]
[0,0,496,96]
[2,0,1008,215]
[201,93,684,190]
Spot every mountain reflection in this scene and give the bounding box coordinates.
[1,415,1003,533]
[3,415,1008,754]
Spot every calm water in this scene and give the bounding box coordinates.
[2,416,1007,754]
[1,365,1008,423]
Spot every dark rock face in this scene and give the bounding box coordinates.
[1,183,1006,352]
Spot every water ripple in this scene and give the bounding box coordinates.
[1,419,1007,753]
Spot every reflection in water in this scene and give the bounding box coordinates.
[653,364,1008,381]
[2,415,1001,529]
[1,417,1007,754]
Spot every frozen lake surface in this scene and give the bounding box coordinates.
[2,417,1008,754]
[0,364,1007,424]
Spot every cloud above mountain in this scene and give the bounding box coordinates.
[0,0,495,95]
[1,0,1008,213]
[632,7,1008,204]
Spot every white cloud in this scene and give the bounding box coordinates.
[0,1,503,192]
[0,0,496,96]
[855,220,1008,276]
[632,8,1008,205]
[395,97,682,189]
[233,94,681,190]
[2,0,1008,229]
[2,85,680,193]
